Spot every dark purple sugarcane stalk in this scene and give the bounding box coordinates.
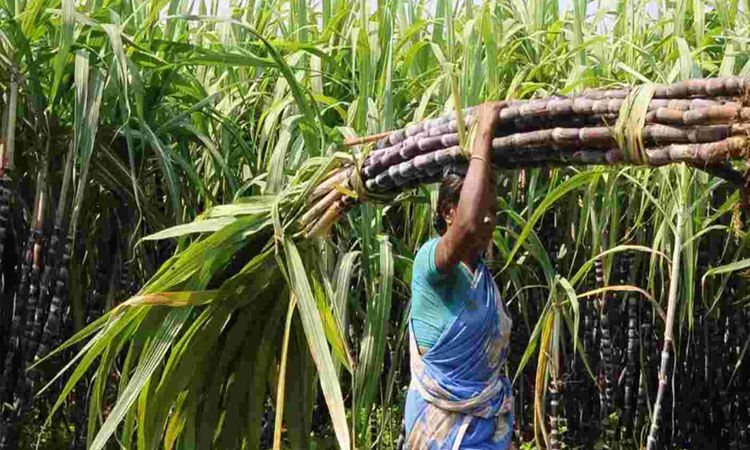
[86,206,115,325]
[29,145,73,372]
[34,233,71,361]
[368,75,750,152]
[0,227,34,402]
[22,184,46,364]
[0,175,11,370]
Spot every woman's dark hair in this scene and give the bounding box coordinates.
[433,174,464,235]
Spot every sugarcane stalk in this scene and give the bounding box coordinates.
[622,258,639,436]
[22,169,46,361]
[34,234,71,361]
[307,167,351,201]
[365,98,741,158]
[634,308,653,438]
[361,137,748,193]
[0,178,11,360]
[305,200,344,239]
[308,76,750,242]
[0,220,35,400]
[30,144,74,373]
[646,209,684,449]
[0,165,49,449]
[362,75,750,150]
[549,304,563,450]
[0,69,17,390]
[4,68,18,173]
[595,255,616,421]
[86,205,113,325]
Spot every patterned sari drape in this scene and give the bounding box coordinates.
[405,262,513,450]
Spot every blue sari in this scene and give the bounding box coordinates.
[405,262,513,450]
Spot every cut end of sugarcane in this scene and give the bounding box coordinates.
[305,200,343,239]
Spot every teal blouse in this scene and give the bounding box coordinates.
[410,238,474,350]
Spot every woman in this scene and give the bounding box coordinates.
[404,102,516,450]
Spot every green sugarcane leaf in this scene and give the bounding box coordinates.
[90,307,191,450]
[702,258,750,289]
[141,217,237,241]
[283,320,316,450]
[504,171,601,272]
[283,237,351,450]
[556,276,579,354]
[312,270,352,371]
[514,301,550,384]
[247,299,286,448]
[354,234,394,418]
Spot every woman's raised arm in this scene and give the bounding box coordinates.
[434,101,503,273]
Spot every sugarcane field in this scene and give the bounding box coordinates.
[2,0,750,448]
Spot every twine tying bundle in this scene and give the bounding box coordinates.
[614,84,656,165]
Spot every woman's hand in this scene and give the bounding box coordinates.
[474,101,505,142]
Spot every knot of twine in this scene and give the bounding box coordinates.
[614,84,656,165]
[348,161,368,203]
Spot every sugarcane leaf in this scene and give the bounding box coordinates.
[247,299,286,449]
[138,120,183,225]
[504,171,602,271]
[50,0,75,102]
[40,308,143,408]
[30,308,114,369]
[312,270,352,371]
[675,37,693,81]
[141,216,266,292]
[728,331,750,386]
[569,244,671,287]
[702,258,750,290]
[354,234,394,417]
[90,308,192,450]
[267,114,302,194]
[102,19,130,114]
[534,311,553,448]
[332,250,360,368]
[283,237,351,450]
[163,391,188,450]
[87,313,136,445]
[197,303,265,449]
[556,276,579,354]
[179,123,240,195]
[274,295,297,450]
[119,340,141,447]
[560,311,595,381]
[578,285,665,321]
[158,307,221,448]
[514,301,550,383]
[141,217,237,241]
[201,197,275,218]
[499,206,555,285]
[283,319,317,450]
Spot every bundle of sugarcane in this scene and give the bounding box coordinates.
[301,76,750,237]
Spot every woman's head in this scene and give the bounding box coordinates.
[434,173,498,249]
[434,174,464,235]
